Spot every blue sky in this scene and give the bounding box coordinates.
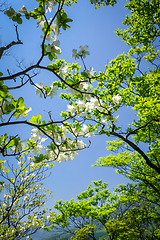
[0,0,133,208]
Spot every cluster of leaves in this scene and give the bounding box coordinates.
[116,0,160,61]
[47,180,160,239]
[89,0,117,8]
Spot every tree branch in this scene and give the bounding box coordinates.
[110,131,160,175]
[126,120,152,139]
[0,25,23,59]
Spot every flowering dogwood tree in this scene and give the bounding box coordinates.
[0,0,160,239]
[0,155,54,240]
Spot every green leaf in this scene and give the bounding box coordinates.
[0,81,8,97]
[17,97,25,109]
[47,142,56,151]
[48,54,54,61]
[17,17,22,24]
[25,13,30,20]
[34,154,49,163]
[29,114,42,124]
[12,16,17,22]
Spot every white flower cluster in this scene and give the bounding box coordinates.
[46,0,57,13]
[30,125,86,163]
[72,45,90,60]
[46,40,62,56]
[66,80,92,96]
[58,64,68,78]
[86,67,95,78]
[35,83,58,98]
[39,5,61,56]
[66,97,102,116]
[18,5,27,14]
[65,94,121,133]
[30,128,49,156]
[11,139,27,153]
[112,94,121,105]
[81,124,95,137]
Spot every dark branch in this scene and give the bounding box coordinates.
[110,131,160,175]
[0,25,23,59]
[126,120,152,139]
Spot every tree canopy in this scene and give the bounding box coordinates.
[0,0,160,239]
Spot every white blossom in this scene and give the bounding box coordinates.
[47,215,52,221]
[31,128,44,143]
[54,132,61,144]
[52,21,60,36]
[77,140,86,149]
[40,137,48,143]
[112,94,121,105]
[46,0,57,13]
[82,124,89,133]
[76,100,85,110]
[11,139,26,153]
[113,115,119,123]
[86,67,95,78]
[67,139,74,148]
[30,162,35,167]
[24,194,30,201]
[86,132,95,138]
[72,49,79,60]
[90,97,99,108]
[58,64,68,78]
[66,104,77,116]
[32,128,44,137]
[35,82,44,98]
[22,176,29,182]
[57,153,68,163]
[22,107,32,116]
[85,102,94,112]
[18,5,27,14]
[79,82,90,91]
[66,86,77,95]
[61,125,68,135]
[41,34,56,41]
[31,129,40,142]
[68,151,78,160]
[32,144,44,155]
[78,45,90,58]
[47,85,58,99]
[45,149,56,161]
[102,119,108,125]
[39,20,46,28]
[18,161,22,166]
[46,40,62,56]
